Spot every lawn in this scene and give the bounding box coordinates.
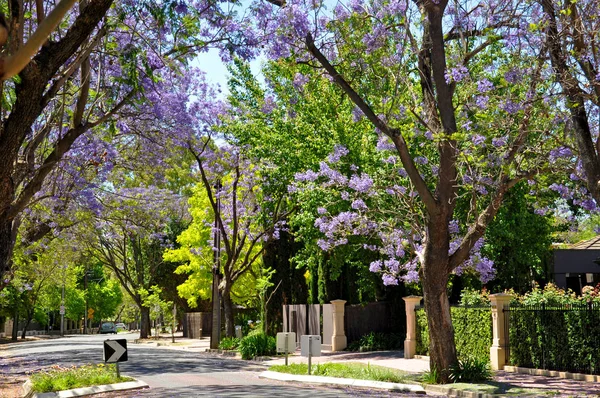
[269,362,422,384]
[29,363,133,393]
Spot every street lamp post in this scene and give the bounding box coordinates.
[210,180,222,349]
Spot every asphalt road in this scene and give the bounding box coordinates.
[1,333,424,397]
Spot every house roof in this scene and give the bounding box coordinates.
[569,236,600,250]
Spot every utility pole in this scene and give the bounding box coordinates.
[60,266,66,336]
[83,269,88,334]
[210,180,222,349]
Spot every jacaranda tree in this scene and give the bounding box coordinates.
[249,0,567,380]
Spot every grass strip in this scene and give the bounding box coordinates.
[269,362,422,384]
[30,363,133,393]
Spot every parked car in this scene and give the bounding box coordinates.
[115,323,128,331]
[99,322,117,334]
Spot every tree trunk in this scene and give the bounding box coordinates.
[11,310,18,341]
[222,284,234,337]
[140,306,150,339]
[0,220,14,283]
[21,312,33,339]
[422,228,457,383]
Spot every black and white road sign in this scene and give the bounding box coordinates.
[103,339,128,363]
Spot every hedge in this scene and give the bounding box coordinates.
[508,303,600,374]
[416,306,492,363]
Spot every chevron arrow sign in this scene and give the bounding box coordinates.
[103,339,128,363]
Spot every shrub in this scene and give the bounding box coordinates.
[509,283,600,373]
[238,332,276,360]
[234,310,260,336]
[347,332,404,352]
[416,306,492,364]
[218,337,240,350]
[449,356,492,383]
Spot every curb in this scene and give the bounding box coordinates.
[258,370,426,394]
[204,348,240,358]
[503,365,600,383]
[22,379,148,398]
[424,384,497,398]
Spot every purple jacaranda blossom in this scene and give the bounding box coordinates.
[549,146,573,162]
[581,199,597,211]
[348,173,374,193]
[327,145,349,163]
[492,136,508,147]
[351,199,368,210]
[394,185,407,195]
[449,220,460,234]
[376,135,395,151]
[501,99,521,114]
[471,134,485,146]
[475,185,488,195]
[293,73,309,91]
[383,155,397,165]
[475,95,489,109]
[382,274,399,286]
[414,156,428,165]
[294,169,319,182]
[445,65,469,83]
[369,260,382,272]
[352,106,364,122]
[477,78,494,93]
[403,270,419,283]
[261,95,276,114]
[549,183,570,198]
[504,68,522,83]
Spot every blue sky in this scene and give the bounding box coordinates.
[194,48,264,97]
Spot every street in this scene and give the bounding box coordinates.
[1,334,424,397]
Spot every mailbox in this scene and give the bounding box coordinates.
[301,335,321,357]
[276,332,296,353]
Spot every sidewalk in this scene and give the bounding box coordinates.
[262,350,430,373]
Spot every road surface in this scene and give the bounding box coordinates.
[1,333,424,397]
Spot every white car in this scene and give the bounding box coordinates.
[115,323,128,331]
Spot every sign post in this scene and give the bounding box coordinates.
[103,339,128,378]
[276,332,296,366]
[301,335,321,375]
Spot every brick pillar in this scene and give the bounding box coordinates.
[330,300,347,352]
[489,293,512,370]
[403,296,422,359]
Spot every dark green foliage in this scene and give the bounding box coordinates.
[347,332,404,352]
[416,307,492,364]
[218,337,241,350]
[482,182,553,294]
[449,357,492,383]
[234,310,260,336]
[509,303,600,374]
[238,331,276,359]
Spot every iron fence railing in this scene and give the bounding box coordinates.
[504,302,600,375]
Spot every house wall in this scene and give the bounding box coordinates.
[554,250,600,290]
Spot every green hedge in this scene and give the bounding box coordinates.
[416,306,492,363]
[509,304,600,373]
[507,283,600,374]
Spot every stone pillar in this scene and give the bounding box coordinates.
[489,293,512,370]
[330,300,347,352]
[403,296,422,359]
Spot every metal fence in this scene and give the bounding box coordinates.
[505,302,600,375]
